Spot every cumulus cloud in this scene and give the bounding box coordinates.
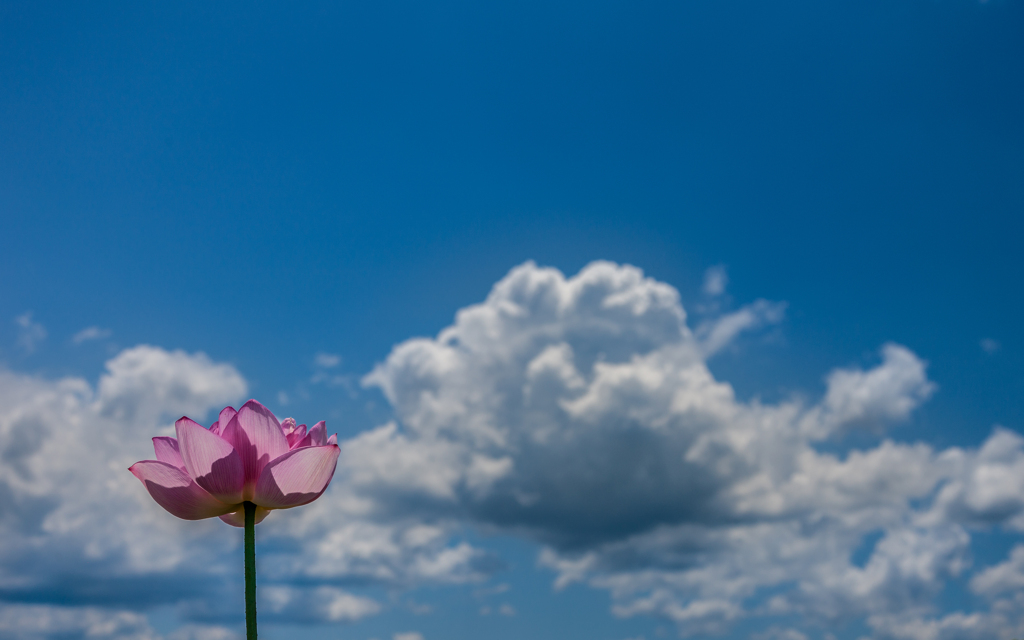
[0,603,158,640]
[924,427,1024,530]
[0,346,250,626]
[4,261,1024,639]
[0,345,480,638]
[0,603,242,640]
[257,586,381,622]
[354,260,1024,636]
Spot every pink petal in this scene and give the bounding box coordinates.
[287,424,308,448]
[327,433,337,446]
[253,444,340,509]
[221,400,290,500]
[308,421,327,446]
[291,432,312,449]
[211,406,237,436]
[152,437,186,470]
[129,461,237,520]
[176,417,245,504]
[219,505,271,527]
[280,417,297,436]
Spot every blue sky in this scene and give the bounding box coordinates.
[0,1,1022,639]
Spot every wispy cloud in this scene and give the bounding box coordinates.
[478,603,515,616]
[72,326,112,344]
[702,264,728,296]
[311,351,355,392]
[695,298,787,357]
[981,337,1001,354]
[14,312,46,353]
[314,352,341,369]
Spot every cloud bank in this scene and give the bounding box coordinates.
[355,261,1024,638]
[1,261,1023,639]
[0,341,489,638]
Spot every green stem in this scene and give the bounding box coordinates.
[244,501,257,640]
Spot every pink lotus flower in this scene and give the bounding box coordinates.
[129,399,340,526]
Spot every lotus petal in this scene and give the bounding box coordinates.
[286,424,308,448]
[153,437,186,470]
[218,504,271,527]
[327,433,337,446]
[211,406,237,436]
[176,417,245,504]
[290,432,312,449]
[307,421,327,446]
[253,444,340,509]
[129,461,237,520]
[221,400,290,500]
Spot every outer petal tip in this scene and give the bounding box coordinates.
[130,460,237,520]
[308,421,327,446]
[223,400,290,497]
[287,423,309,448]
[153,436,186,469]
[253,444,341,509]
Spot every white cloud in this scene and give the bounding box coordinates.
[800,342,937,438]
[165,625,240,640]
[752,628,809,640]
[0,603,158,640]
[702,265,728,296]
[96,345,248,423]
[0,603,240,640]
[393,633,424,640]
[315,352,341,368]
[14,312,46,353]
[258,586,381,622]
[0,345,471,637]
[980,338,1001,354]
[971,545,1024,597]
[865,604,1024,640]
[924,427,1024,530]
[311,351,353,389]
[2,261,1022,639]
[354,260,1018,636]
[695,298,786,357]
[497,603,516,616]
[72,326,113,344]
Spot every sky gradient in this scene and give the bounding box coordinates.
[1,1,1022,639]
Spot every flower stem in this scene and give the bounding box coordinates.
[244,501,257,640]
